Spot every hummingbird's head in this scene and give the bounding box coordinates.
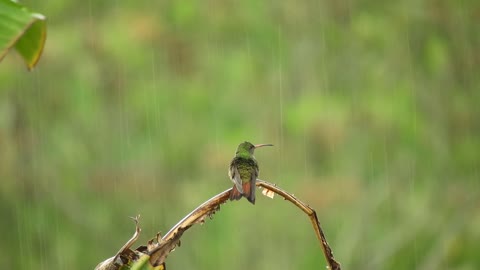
[235,141,273,156]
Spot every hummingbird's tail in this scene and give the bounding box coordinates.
[229,182,255,205]
[242,181,255,205]
[229,186,243,201]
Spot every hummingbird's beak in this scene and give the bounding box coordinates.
[254,143,274,148]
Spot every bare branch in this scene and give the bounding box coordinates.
[95,180,341,269]
[149,180,341,270]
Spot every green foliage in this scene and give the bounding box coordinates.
[0,0,46,69]
[0,0,479,269]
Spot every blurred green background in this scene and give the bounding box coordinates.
[1,1,479,269]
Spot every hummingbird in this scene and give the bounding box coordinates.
[228,141,273,204]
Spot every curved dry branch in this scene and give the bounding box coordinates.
[149,180,341,270]
[95,180,341,269]
[256,179,341,270]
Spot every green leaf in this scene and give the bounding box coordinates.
[0,0,46,70]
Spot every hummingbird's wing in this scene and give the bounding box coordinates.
[229,163,244,194]
[249,163,259,203]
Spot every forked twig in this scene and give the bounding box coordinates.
[95,215,142,270]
